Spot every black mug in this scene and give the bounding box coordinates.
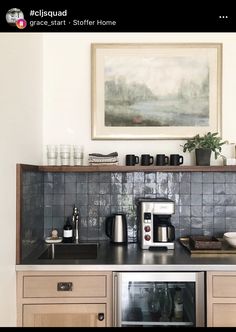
[156,154,169,166]
[126,154,139,166]
[141,154,154,166]
[170,154,184,166]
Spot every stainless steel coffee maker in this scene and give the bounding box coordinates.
[137,198,175,249]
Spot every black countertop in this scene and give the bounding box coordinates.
[16,240,236,271]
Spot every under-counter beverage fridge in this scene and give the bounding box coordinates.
[113,272,205,327]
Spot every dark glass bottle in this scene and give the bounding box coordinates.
[159,284,172,322]
[63,217,73,243]
[173,287,183,321]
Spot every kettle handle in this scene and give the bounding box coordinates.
[105,216,113,239]
[168,225,175,242]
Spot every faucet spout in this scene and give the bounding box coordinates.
[75,218,79,244]
[72,206,80,243]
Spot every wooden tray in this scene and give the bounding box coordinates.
[189,235,222,250]
[179,237,236,254]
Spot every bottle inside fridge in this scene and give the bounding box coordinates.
[173,286,184,321]
[159,284,172,322]
[148,283,161,321]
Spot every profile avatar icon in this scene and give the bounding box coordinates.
[6,8,24,27]
[16,19,27,29]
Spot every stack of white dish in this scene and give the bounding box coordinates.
[223,158,236,165]
[223,232,236,248]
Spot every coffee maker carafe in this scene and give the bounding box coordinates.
[137,198,175,249]
[153,215,175,243]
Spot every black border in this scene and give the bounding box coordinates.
[1,4,236,32]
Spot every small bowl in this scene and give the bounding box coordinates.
[223,232,236,248]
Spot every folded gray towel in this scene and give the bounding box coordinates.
[89,161,119,165]
[88,152,118,157]
[88,156,118,163]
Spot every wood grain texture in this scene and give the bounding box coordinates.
[207,272,236,327]
[179,237,236,254]
[23,303,106,327]
[38,165,236,173]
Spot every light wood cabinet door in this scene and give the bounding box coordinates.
[207,271,236,327]
[212,303,236,327]
[23,303,106,327]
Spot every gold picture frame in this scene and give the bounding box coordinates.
[91,43,222,140]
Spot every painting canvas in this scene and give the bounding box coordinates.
[92,43,222,139]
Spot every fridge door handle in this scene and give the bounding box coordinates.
[113,273,119,326]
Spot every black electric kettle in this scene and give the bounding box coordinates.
[105,213,128,244]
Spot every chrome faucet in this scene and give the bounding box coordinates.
[72,206,79,243]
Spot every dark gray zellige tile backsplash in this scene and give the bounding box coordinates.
[22,171,236,244]
[22,171,44,259]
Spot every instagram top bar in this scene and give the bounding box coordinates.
[0,6,236,32]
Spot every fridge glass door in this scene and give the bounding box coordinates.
[116,272,201,327]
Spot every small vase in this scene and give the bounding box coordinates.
[195,148,212,166]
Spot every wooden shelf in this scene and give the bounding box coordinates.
[36,165,236,172]
[17,164,236,173]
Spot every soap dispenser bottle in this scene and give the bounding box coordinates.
[63,217,73,243]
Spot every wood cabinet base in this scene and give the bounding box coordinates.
[17,271,112,327]
[207,271,236,327]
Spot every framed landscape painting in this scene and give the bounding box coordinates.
[91,43,222,140]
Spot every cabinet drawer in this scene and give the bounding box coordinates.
[212,275,236,297]
[23,275,106,298]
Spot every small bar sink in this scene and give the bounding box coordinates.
[38,243,98,260]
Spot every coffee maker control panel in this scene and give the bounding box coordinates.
[144,212,151,223]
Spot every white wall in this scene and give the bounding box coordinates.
[0,34,43,326]
[43,33,236,165]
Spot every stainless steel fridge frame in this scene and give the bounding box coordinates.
[113,271,205,327]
